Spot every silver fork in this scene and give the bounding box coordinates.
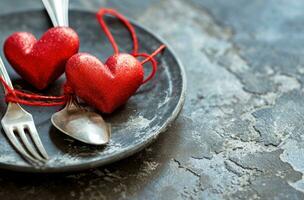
[0,56,48,164]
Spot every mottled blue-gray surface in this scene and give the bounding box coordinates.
[1,0,304,199]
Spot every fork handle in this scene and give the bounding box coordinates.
[42,0,69,27]
[0,56,13,93]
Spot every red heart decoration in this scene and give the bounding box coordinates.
[66,53,144,113]
[4,27,79,90]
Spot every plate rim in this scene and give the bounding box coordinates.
[0,9,187,173]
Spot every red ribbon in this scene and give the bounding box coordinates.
[0,76,67,106]
[3,8,166,106]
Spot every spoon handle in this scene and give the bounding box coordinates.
[42,0,69,27]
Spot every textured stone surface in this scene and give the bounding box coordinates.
[1,0,304,199]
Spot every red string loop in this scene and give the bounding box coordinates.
[0,76,67,106]
[96,8,166,84]
[134,45,166,84]
[134,53,158,84]
[96,8,139,55]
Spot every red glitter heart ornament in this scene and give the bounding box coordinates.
[66,53,144,113]
[4,27,79,90]
[64,9,165,113]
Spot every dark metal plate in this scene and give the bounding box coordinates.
[0,10,186,173]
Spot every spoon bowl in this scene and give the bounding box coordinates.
[51,103,111,145]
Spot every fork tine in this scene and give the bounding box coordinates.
[27,124,49,160]
[4,128,40,164]
[17,127,46,162]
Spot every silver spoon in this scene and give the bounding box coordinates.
[42,0,111,145]
[52,102,111,145]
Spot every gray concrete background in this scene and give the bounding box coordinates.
[1,0,304,199]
